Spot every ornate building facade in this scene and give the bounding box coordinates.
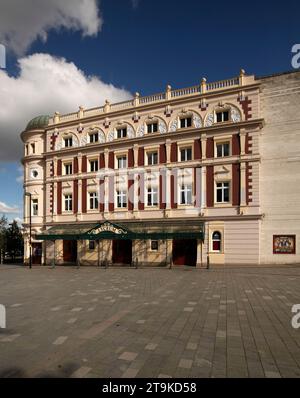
[21,70,300,266]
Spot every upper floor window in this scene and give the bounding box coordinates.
[180,117,192,129]
[32,199,38,216]
[216,110,229,123]
[64,163,72,175]
[180,184,192,205]
[216,182,230,203]
[147,187,158,207]
[31,143,35,154]
[116,190,127,208]
[64,137,73,148]
[25,145,29,156]
[89,159,99,172]
[64,194,73,211]
[117,156,127,169]
[216,142,230,157]
[89,192,99,210]
[180,147,192,162]
[147,151,158,166]
[212,231,222,252]
[147,122,158,134]
[89,132,99,143]
[116,127,127,139]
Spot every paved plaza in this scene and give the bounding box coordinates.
[0,264,300,378]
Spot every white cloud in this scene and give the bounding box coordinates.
[0,0,102,55]
[0,53,132,162]
[0,201,20,214]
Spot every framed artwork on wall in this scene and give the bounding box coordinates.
[273,235,296,254]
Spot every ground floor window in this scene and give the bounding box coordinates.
[212,231,222,252]
[151,240,159,251]
[89,240,96,250]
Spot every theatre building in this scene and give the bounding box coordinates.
[21,70,300,266]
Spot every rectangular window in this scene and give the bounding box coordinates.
[89,159,99,172]
[89,133,99,143]
[151,240,159,251]
[147,151,158,165]
[25,145,29,156]
[216,111,229,123]
[117,156,127,169]
[89,240,96,250]
[180,147,192,162]
[216,182,230,203]
[31,143,35,154]
[216,142,230,157]
[64,194,73,211]
[64,137,73,148]
[64,163,73,175]
[180,117,192,129]
[147,123,158,133]
[117,128,127,139]
[116,190,127,208]
[180,184,192,205]
[147,187,158,206]
[89,192,99,210]
[32,199,38,216]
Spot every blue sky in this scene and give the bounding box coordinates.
[0,0,300,222]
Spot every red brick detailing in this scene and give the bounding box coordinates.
[108,200,114,212]
[232,134,240,156]
[81,156,87,173]
[246,163,253,204]
[206,166,214,207]
[206,138,214,158]
[170,142,177,163]
[50,132,58,151]
[159,174,166,210]
[99,153,105,169]
[245,133,253,154]
[138,147,144,166]
[57,181,62,215]
[138,174,144,211]
[128,178,134,211]
[159,144,166,164]
[194,139,201,160]
[108,151,114,169]
[82,179,87,213]
[99,179,105,212]
[57,159,62,176]
[73,180,78,214]
[128,148,134,168]
[238,96,252,120]
[170,174,177,209]
[73,158,78,174]
[232,164,240,206]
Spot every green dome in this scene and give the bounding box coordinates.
[25,115,50,131]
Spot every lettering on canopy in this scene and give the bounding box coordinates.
[87,222,128,236]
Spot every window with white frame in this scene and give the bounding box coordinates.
[180,184,192,205]
[64,137,73,148]
[32,199,38,216]
[151,240,159,251]
[116,127,127,139]
[117,156,127,169]
[147,122,158,133]
[147,187,158,206]
[89,192,99,210]
[116,190,127,208]
[89,132,99,143]
[216,110,229,123]
[147,151,158,166]
[89,159,99,172]
[216,182,230,203]
[180,147,192,162]
[180,117,192,129]
[211,231,222,252]
[64,194,73,211]
[216,142,230,157]
[64,163,72,175]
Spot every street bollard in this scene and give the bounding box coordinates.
[206,255,210,270]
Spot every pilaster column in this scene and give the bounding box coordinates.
[201,166,207,209]
[166,139,171,164]
[240,129,246,156]
[201,134,207,160]
[166,168,171,210]
[77,179,82,215]
[240,162,247,207]
[133,144,139,167]
[104,148,109,169]
[134,173,139,211]
[104,175,109,213]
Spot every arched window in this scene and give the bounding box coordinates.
[212,231,222,252]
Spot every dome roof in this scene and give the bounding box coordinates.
[25,115,50,131]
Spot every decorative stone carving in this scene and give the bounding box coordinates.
[80,135,87,146]
[127,125,135,139]
[107,130,114,142]
[231,107,241,123]
[77,123,84,133]
[159,121,167,134]
[137,124,145,137]
[98,130,106,143]
[169,119,178,132]
[204,113,214,127]
[193,114,202,129]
